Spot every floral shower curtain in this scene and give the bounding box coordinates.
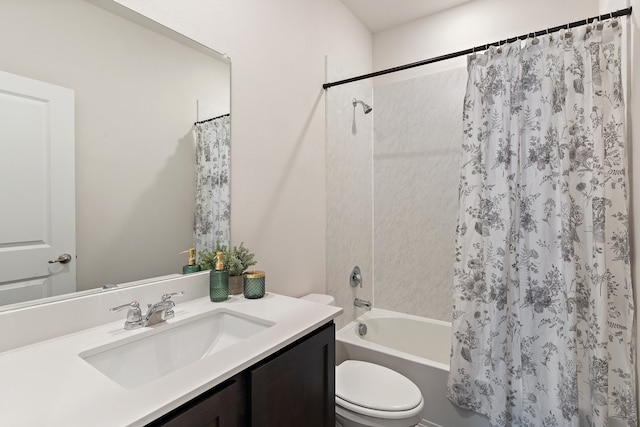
[448,19,636,426]
[194,114,231,257]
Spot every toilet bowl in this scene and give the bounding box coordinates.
[335,360,423,427]
[298,294,424,427]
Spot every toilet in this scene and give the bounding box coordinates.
[300,294,425,427]
[335,360,423,427]
[299,293,336,305]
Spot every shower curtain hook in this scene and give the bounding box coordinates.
[470,45,476,60]
[531,31,539,46]
[499,38,508,53]
[585,19,592,35]
[546,26,555,41]
[565,22,572,38]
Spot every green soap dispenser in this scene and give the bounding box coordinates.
[209,251,229,302]
[180,248,201,274]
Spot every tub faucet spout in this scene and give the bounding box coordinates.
[354,298,371,310]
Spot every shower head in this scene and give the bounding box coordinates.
[352,98,372,114]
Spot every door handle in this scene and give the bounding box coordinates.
[48,253,72,264]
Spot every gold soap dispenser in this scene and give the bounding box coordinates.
[180,248,201,274]
[209,251,229,302]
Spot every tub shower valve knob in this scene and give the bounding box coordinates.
[350,266,362,288]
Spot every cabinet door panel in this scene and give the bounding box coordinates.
[147,376,246,427]
[251,322,335,427]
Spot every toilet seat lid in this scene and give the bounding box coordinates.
[336,360,422,412]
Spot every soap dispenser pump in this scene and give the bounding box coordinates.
[209,251,229,302]
[180,248,201,274]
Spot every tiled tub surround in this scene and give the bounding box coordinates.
[326,57,374,330]
[373,67,467,322]
[0,274,341,426]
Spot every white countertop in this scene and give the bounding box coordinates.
[0,293,342,426]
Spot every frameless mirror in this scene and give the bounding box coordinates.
[0,0,230,311]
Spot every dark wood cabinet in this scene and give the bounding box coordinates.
[250,322,335,426]
[146,376,247,427]
[147,321,335,427]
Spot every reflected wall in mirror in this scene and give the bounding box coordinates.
[0,0,230,310]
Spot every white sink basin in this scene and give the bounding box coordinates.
[80,309,272,389]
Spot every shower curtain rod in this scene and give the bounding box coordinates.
[322,7,632,90]
[194,113,230,125]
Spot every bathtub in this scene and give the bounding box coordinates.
[335,308,488,427]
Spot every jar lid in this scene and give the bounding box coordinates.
[244,270,265,278]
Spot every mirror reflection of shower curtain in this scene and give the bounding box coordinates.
[194,114,231,258]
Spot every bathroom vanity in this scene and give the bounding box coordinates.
[149,322,335,426]
[0,274,341,427]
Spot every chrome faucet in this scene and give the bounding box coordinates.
[354,298,371,311]
[144,292,184,326]
[110,291,184,329]
[110,301,144,329]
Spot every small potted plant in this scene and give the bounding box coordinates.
[200,242,257,295]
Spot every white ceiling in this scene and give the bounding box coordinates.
[340,0,474,33]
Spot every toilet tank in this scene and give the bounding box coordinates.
[299,293,335,305]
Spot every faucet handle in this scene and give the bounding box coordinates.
[161,291,185,302]
[110,301,140,313]
[110,301,143,329]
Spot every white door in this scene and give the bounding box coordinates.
[0,70,75,306]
